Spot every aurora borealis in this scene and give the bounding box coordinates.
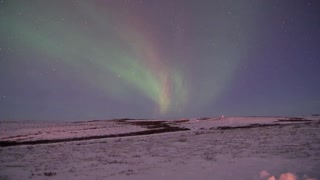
[1,0,320,120]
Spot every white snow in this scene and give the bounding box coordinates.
[0,116,319,180]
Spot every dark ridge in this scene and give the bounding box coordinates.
[214,121,318,130]
[279,117,307,120]
[120,120,168,129]
[215,123,282,130]
[113,118,150,122]
[112,118,139,121]
[0,121,190,147]
[198,117,211,120]
[276,119,312,122]
[171,119,190,123]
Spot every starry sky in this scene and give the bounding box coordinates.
[0,0,319,121]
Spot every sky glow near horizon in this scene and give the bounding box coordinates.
[0,0,319,120]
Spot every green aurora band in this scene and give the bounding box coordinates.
[0,1,255,117]
[0,1,187,115]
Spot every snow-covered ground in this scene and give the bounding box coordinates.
[0,120,146,142]
[0,116,319,180]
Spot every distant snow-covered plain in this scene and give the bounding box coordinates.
[0,116,319,180]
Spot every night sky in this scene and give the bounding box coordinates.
[1,0,319,121]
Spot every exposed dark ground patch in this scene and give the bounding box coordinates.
[214,120,320,130]
[121,119,190,129]
[276,117,313,122]
[214,123,283,130]
[0,120,189,147]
